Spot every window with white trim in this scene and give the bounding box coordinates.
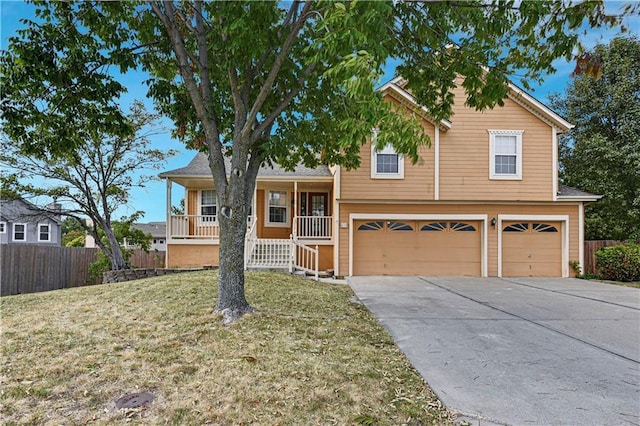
[38,223,51,242]
[371,144,404,179]
[0,222,5,234]
[13,223,26,242]
[200,190,217,223]
[488,130,523,180]
[267,190,289,226]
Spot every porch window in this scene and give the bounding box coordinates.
[200,190,217,222]
[38,223,51,242]
[267,190,288,226]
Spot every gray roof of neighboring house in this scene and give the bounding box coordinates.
[159,152,333,178]
[132,222,166,238]
[0,197,63,224]
[557,185,601,199]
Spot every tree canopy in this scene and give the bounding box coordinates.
[551,36,640,241]
[2,0,637,321]
[0,102,174,270]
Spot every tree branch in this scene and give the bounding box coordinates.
[241,1,314,142]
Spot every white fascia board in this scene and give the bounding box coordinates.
[378,82,452,131]
[556,195,602,202]
[507,83,574,132]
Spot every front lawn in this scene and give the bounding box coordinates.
[1,270,453,425]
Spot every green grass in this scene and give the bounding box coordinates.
[0,270,453,425]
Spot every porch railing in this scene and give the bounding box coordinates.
[169,215,219,239]
[294,216,332,239]
[244,236,319,281]
[169,215,256,240]
[244,238,293,271]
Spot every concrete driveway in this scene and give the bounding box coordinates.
[348,276,640,426]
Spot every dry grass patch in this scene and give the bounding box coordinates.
[1,270,453,425]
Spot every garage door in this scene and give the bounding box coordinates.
[501,221,562,277]
[353,220,481,276]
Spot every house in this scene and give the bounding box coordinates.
[127,222,167,252]
[0,197,62,245]
[159,77,599,278]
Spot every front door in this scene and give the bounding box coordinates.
[298,192,329,238]
[309,193,328,217]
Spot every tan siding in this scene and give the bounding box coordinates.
[340,95,436,201]
[168,244,219,268]
[337,202,579,277]
[187,190,199,215]
[339,81,557,203]
[439,82,554,201]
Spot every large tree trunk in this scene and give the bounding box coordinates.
[212,151,259,324]
[104,227,128,270]
[215,211,254,324]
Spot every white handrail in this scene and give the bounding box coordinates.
[292,237,319,281]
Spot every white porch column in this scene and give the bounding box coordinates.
[165,178,172,268]
[293,181,298,215]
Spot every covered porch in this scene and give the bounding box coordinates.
[164,179,334,242]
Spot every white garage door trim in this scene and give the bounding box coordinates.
[349,213,488,277]
[497,214,569,278]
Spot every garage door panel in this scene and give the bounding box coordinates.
[502,221,562,277]
[354,219,481,276]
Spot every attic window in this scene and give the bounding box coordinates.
[371,144,404,179]
[488,130,523,180]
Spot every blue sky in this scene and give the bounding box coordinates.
[1,1,638,223]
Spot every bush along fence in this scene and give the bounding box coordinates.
[583,239,640,277]
[1,244,167,296]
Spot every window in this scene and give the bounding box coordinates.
[0,222,5,234]
[387,221,413,231]
[489,130,523,180]
[38,223,51,242]
[421,222,447,232]
[532,223,558,233]
[358,221,383,231]
[371,144,404,179]
[267,190,288,226]
[200,190,217,223]
[450,222,476,232]
[503,223,528,232]
[13,223,26,242]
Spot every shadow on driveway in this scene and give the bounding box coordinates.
[349,276,640,426]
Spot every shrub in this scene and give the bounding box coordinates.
[595,243,640,282]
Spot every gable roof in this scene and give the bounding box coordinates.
[0,197,63,224]
[379,76,573,133]
[160,152,333,186]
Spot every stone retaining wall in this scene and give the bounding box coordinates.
[103,267,208,284]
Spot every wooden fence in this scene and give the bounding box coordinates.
[583,240,638,276]
[0,244,165,296]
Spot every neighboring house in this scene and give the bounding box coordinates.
[0,197,62,245]
[159,77,599,278]
[126,222,167,252]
